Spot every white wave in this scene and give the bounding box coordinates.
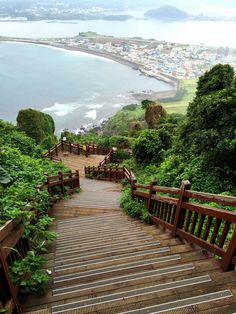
[85,110,97,120]
[42,102,81,116]
[86,104,104,109]
[113,104,123,108]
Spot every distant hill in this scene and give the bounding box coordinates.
[145,5,189,21]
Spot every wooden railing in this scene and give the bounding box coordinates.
[44,140,111,159]
[98,149,114,167]
[85,164,236,271]
[43,170,80,196]
[85,165,125,182]
[0,170,80,313]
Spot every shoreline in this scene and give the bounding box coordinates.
[0,37,179,94]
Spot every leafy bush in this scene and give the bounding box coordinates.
[133,129,172,165]
[120,187,150,223]
[11,252,49,295]
[17,108,56,144]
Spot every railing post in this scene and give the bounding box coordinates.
[76,170,80,188]
[69,142,72,153]
[44,172,51,195]
[109,166,112,181]
[58,171,64,195]
[148,179,158,213]
[172,180,191,237]
[93,144,95,154]
[77,144,80,155]
[61,140,64,151]
[0,250,21,313]
[86,145,89,157]
[115,165,119,182]
[55,145,58,156]
[104,165,107,180]
[222,227,236,271]
[123,166,126,180]
[131,177,137,198]
[69,170,73,191]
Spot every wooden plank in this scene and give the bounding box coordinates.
[150,215,174,230]
[1,225,24,258]
[176,228,225,257]
[0,220,20,243]
[184,190,236,206]
[152,195,178,206]
[153,186,180,195]
[133,191,149,199]
[182,202,236,223]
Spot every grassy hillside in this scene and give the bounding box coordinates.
[103,79,197,135]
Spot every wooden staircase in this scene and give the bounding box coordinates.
[21,153,236,314]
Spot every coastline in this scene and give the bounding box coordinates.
[0,37,178,95]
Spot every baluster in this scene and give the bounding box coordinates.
[58,171,64,195]
[184,210,192,232]
[222,225,236,271]
[166,204,172,223]
[196,214,206,238]
[76,170,80,188]
[172,180,191,237]
[147,180,157,213]
[210,218,221,244]
[203,216,213,241]
[218,221,231,248]
[190,212,198,235]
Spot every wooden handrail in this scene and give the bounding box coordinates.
[0,169,80,313]
[44,140,111,159]
[85,164,236,271]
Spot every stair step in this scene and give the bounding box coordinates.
[56,227,143,241]
[53,263,195,297]
[120,290,233,314]
[55,239,159,259]
[51,275,212,313]
[54,247,170,273]
[55,233,150,247]
[55,236,153,255]
[54,242,161,265]
[53,254,181,285]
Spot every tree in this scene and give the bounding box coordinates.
[178,64,236,192]
[17,109,56,144]
[196,64,234,97]
[145,103,167,129]
[133,129,172,165]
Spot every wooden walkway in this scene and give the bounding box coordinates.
[21,154,236,314]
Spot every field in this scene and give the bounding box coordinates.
[162,79,197,114]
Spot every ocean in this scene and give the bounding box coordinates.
[0,42,171,132]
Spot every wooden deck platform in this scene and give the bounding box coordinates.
[20,153,236,314]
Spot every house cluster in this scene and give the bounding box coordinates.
[52,35,236,80]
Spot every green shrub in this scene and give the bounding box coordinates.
[120,187,150,223]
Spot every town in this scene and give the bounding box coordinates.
[45,33,236,81]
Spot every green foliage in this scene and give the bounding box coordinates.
[141,99,156,110]
[145,103,167,129]
[196,64,234,97]
[120,187,150,223]
[133,129,172,165]
[0,119,40,157]
[17,108,56,144]
[0,166,13,185]
[0,121,68,294]
[122,103,138,111]
[10,251,49,295]
[112,150,130,164]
